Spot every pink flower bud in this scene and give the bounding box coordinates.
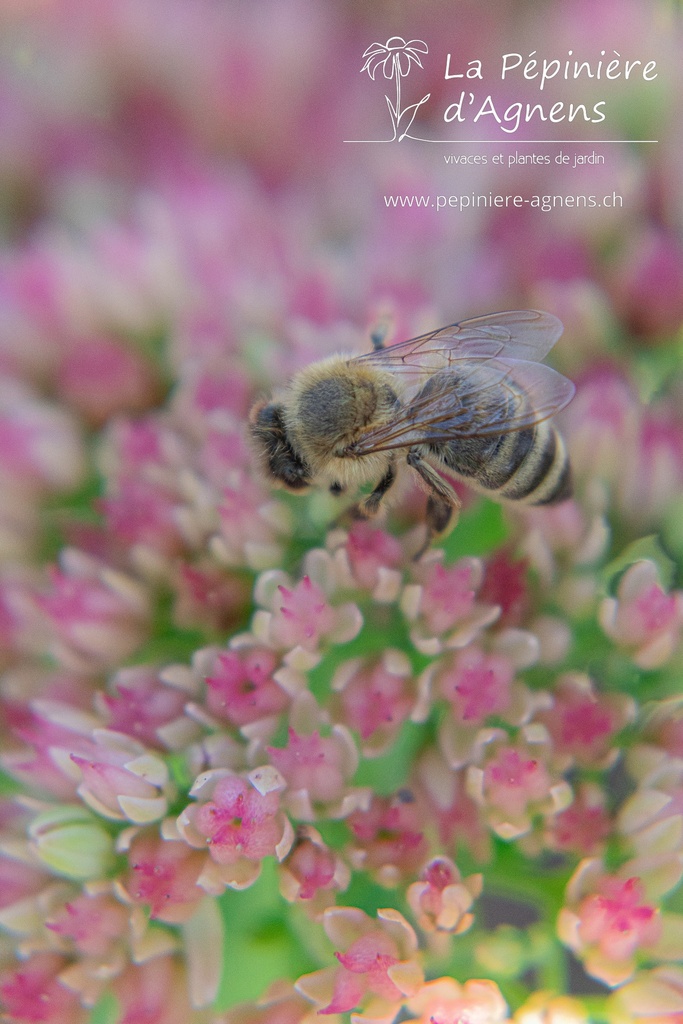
[279,826,350,915]
[47,892,128,958]
[406,856,482,937]
[599,561,683,670]
[120,830,205,923]
[37,553,150,671]
[56,337,159,425]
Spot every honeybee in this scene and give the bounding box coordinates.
[249,310,575,557]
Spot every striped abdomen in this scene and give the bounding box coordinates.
[422,373,571,505]
[435,420,571,504]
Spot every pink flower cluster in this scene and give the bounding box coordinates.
[0,1,681,1023]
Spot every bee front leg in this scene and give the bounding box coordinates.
[406,449,461,559]
[347,459,397,521]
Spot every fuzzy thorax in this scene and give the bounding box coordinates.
[283,356,399,484]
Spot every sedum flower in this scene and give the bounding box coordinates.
[257,689,369,821]
[536,672,636,771]
[2,686,105,800]
[331,650,414,756]
[100,474,186,564]
[467,731,573,841]
[327,522,405,603]
[400,555,500,656]
[175,765,294,892]
[435,646,515,724]
[0,952,88,1024]
[423,638,544,771]
[41,890,156,1007]
[611,966,683,1023]
[35,549,150,672]
[68,734,172,825]
[564,367,640,495]
[253,559,363,670]
[478,550,530,629]
[112,953,217,1024]
[412,748,491,862]
[519,498,609,600]
[215,469,292,571]
[205,646,290,730]
[116,829,206,923]
[557,857,683,987]
[96,666,189,750]
[172,560,251,634]
[295,906,423,1021]
[545,783,612,857]
[406,976,510,1024]
[346,792,428,887]
[55,336,159,427]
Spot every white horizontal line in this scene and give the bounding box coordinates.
[344,139,658,144]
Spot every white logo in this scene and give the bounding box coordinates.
[360,37,430,141]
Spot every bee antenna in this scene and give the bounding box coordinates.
[368,312,394,352]
[369,326,387,351]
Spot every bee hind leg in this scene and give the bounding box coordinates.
[406,449,461,559]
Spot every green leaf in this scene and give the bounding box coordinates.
[343,872,405,918]
[631,333,683,402]
[441,499,509,562]
[88,993,119,1024]
[353,720,430,794]
[602,535,675,594]
[215,860,318,1011]
[662,497,683,583]
[0,770,20,796]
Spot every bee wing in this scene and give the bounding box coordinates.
[348,358,576,455]
[355,310,564,373]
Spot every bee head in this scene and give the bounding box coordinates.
[249,399,312,491]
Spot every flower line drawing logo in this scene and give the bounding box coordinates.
[361,37,430,141]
